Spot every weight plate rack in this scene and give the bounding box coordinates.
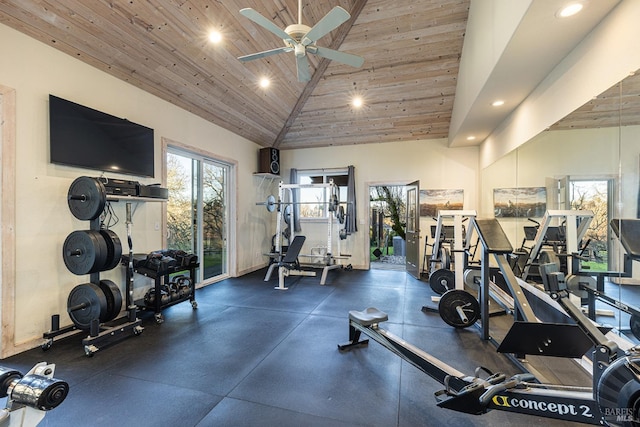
[42,176,143,357]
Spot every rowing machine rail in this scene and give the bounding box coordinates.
[339,307,640,425]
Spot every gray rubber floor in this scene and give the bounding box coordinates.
[3,268,588,426]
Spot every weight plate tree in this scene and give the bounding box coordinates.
[438,289,480,328]
[44,175,144,355]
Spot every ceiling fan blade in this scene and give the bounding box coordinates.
[301,6,351,46]
[308,46,364,68]
[295,54,311,82]
[238,46,292,62]
[240,8,295,43]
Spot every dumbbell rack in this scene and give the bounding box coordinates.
[127,261,198,324]
[42,177,143,357]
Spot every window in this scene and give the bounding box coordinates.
[297,170,348,218]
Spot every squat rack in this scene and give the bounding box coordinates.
[263,180,351,289]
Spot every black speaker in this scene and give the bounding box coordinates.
[258,147,280,175]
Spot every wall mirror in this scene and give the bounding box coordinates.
[481,69,640,342]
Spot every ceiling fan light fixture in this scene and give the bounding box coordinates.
[237,3,363,82]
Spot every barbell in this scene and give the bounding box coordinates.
[256,195,348,226]
[256,194,340,212]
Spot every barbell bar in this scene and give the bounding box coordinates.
[256,194,342,213]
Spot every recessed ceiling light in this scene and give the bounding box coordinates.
[352,96,363,108]
[558,3,583,18]
[208,30,222,44]
[259,77,270,88]
[466,136,476,141]
[492,100,505,107]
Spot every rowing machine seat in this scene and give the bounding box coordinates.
[348,307,388,326]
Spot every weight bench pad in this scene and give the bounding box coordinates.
[475,219,513,254]
[281,235,306,264]
[610,219,640,260]
[349,307,388,326]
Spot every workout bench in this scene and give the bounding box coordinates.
[264,235,316,290]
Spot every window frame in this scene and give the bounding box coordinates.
[296,168,348,220]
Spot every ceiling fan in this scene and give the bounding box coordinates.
[237,0,364,82]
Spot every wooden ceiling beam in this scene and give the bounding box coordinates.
[272,0,368,148]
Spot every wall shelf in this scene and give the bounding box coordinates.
[106,195,167,202]
[253,173,280,193]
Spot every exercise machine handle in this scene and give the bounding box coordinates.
[478,373,536,406]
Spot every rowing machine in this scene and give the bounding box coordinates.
[338,307,640,425]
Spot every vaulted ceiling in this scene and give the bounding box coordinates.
[0,0,469,150]
[0,0,632,151]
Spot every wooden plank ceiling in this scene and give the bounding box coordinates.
[550,70,640,131]
[0,0,470,150]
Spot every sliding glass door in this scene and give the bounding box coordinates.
[166,148,230,283]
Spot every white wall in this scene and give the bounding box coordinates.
[280,139,479,269]
[0,23,266,353]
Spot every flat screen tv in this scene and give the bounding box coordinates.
[49,94,155,178]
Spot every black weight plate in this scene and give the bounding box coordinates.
[0,367,22,398]
[62,230,108,275]
[67,283,107,330]
[438,289,480,328]
[337,205,345,224]
[99,229,122,271]
[98,279,122,322]
[630,315,640,341]
[283,204,292,225]
[597,355,640,427]
[67,176,106,220]
[463,269,481,291]
[266,195,277,213]
[441,247,451,270]
[429,268,455,295]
